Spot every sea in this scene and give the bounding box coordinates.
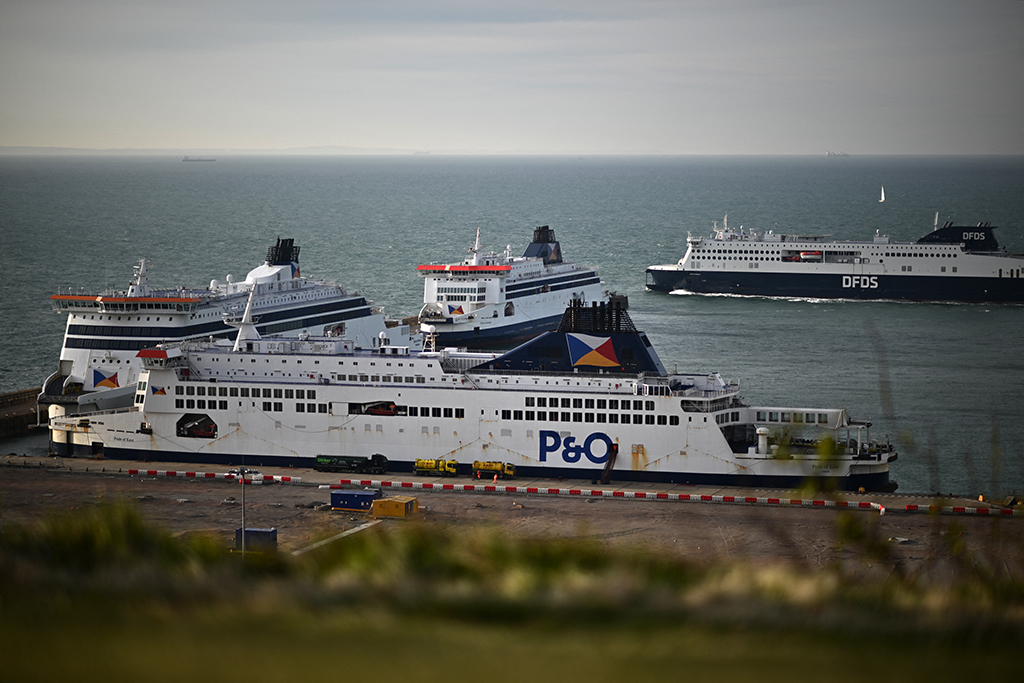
[1,154,1023,497]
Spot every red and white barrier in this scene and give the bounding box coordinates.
[319,479,1023,518]
[125,469,300,484]
[320,479,894,515]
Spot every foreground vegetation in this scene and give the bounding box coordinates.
[2,502,1023,681]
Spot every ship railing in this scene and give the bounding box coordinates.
[57,405,138,421]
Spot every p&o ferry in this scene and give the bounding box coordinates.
[417,225,613,348]
[48,300,897,492]
[40,238,419,416]
[646,215,1024,303]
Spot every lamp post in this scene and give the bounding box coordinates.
[240,464,246,561]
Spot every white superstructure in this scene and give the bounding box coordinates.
[41,238,420,415]
[49,301,896,492]
[417,225,611,348]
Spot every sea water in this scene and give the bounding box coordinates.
[1,154,1022,495]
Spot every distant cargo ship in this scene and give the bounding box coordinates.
[182,156,215,162]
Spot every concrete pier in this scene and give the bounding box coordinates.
[0,388,42,438]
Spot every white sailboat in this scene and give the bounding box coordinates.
[879,186,885,203]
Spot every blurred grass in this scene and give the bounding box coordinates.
[2,502,1023,681]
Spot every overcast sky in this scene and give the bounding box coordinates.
[2,0,1022,154]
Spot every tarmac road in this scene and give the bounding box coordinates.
[3,454,1023,583]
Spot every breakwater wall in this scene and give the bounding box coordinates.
[0,388,41,438]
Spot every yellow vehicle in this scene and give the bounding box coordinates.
[414,458,459,477]
[472,460,516,479]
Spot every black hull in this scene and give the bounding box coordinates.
[645,268,1024,303]
[48,441,894,493]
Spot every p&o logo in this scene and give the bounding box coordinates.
[842,275,878,289]
[540,430,614,464]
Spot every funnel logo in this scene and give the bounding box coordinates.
[447,304,464,315]
[93,369,119,389]
[567,333,619,368]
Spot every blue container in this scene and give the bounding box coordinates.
[331,489,382,511]
[235,527,277,552]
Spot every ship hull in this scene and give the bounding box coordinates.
[45,439,892,491]
[646,268,1024,303]
[432,313,563,348]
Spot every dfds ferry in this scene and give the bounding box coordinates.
[646,215,1024,303]
[49,300,897,492]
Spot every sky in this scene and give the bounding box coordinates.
[2,0,1023,155]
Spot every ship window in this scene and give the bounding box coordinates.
[633,400,643,410]
[561,398,570,408]
[186,386,195,396]
[274,402,283,412]
[780,412,790,422]
[444,407,453,418]
[572,398,583,409]
[274,389,283,399]
[285,389,293,399]
[633,415,643,424]
[645,401,655,410]
[768,412,779,422]
[608,414,618,424]
[525,397,535,407]
[296,404,305,413]
[818,413,829,424]
[536,397,547,407]
[609,399,619,410]
[572,413,582,422]
[585,413,595,423]
[597,399,607,409]
[176,386,184,395]
[296,389,305,399]
[537,411,547,420]
[561,412,571,422]
[670,416,679,426]
[514,410,523,420]
[596,414,606,423]
[525,410,534,420]
[432,407,442,418]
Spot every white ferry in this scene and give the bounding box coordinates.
[40,238,420,414]
[417,225,613,348]
[646,215,1024,302]
[48,300,897,492]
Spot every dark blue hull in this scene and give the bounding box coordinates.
[48,440,894,492]
[646,269,1024,303]
[433,313,564,349]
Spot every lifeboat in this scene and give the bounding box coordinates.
[799,251,823,261]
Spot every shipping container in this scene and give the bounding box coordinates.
[371,495,419,517]
[330,488,382,511]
